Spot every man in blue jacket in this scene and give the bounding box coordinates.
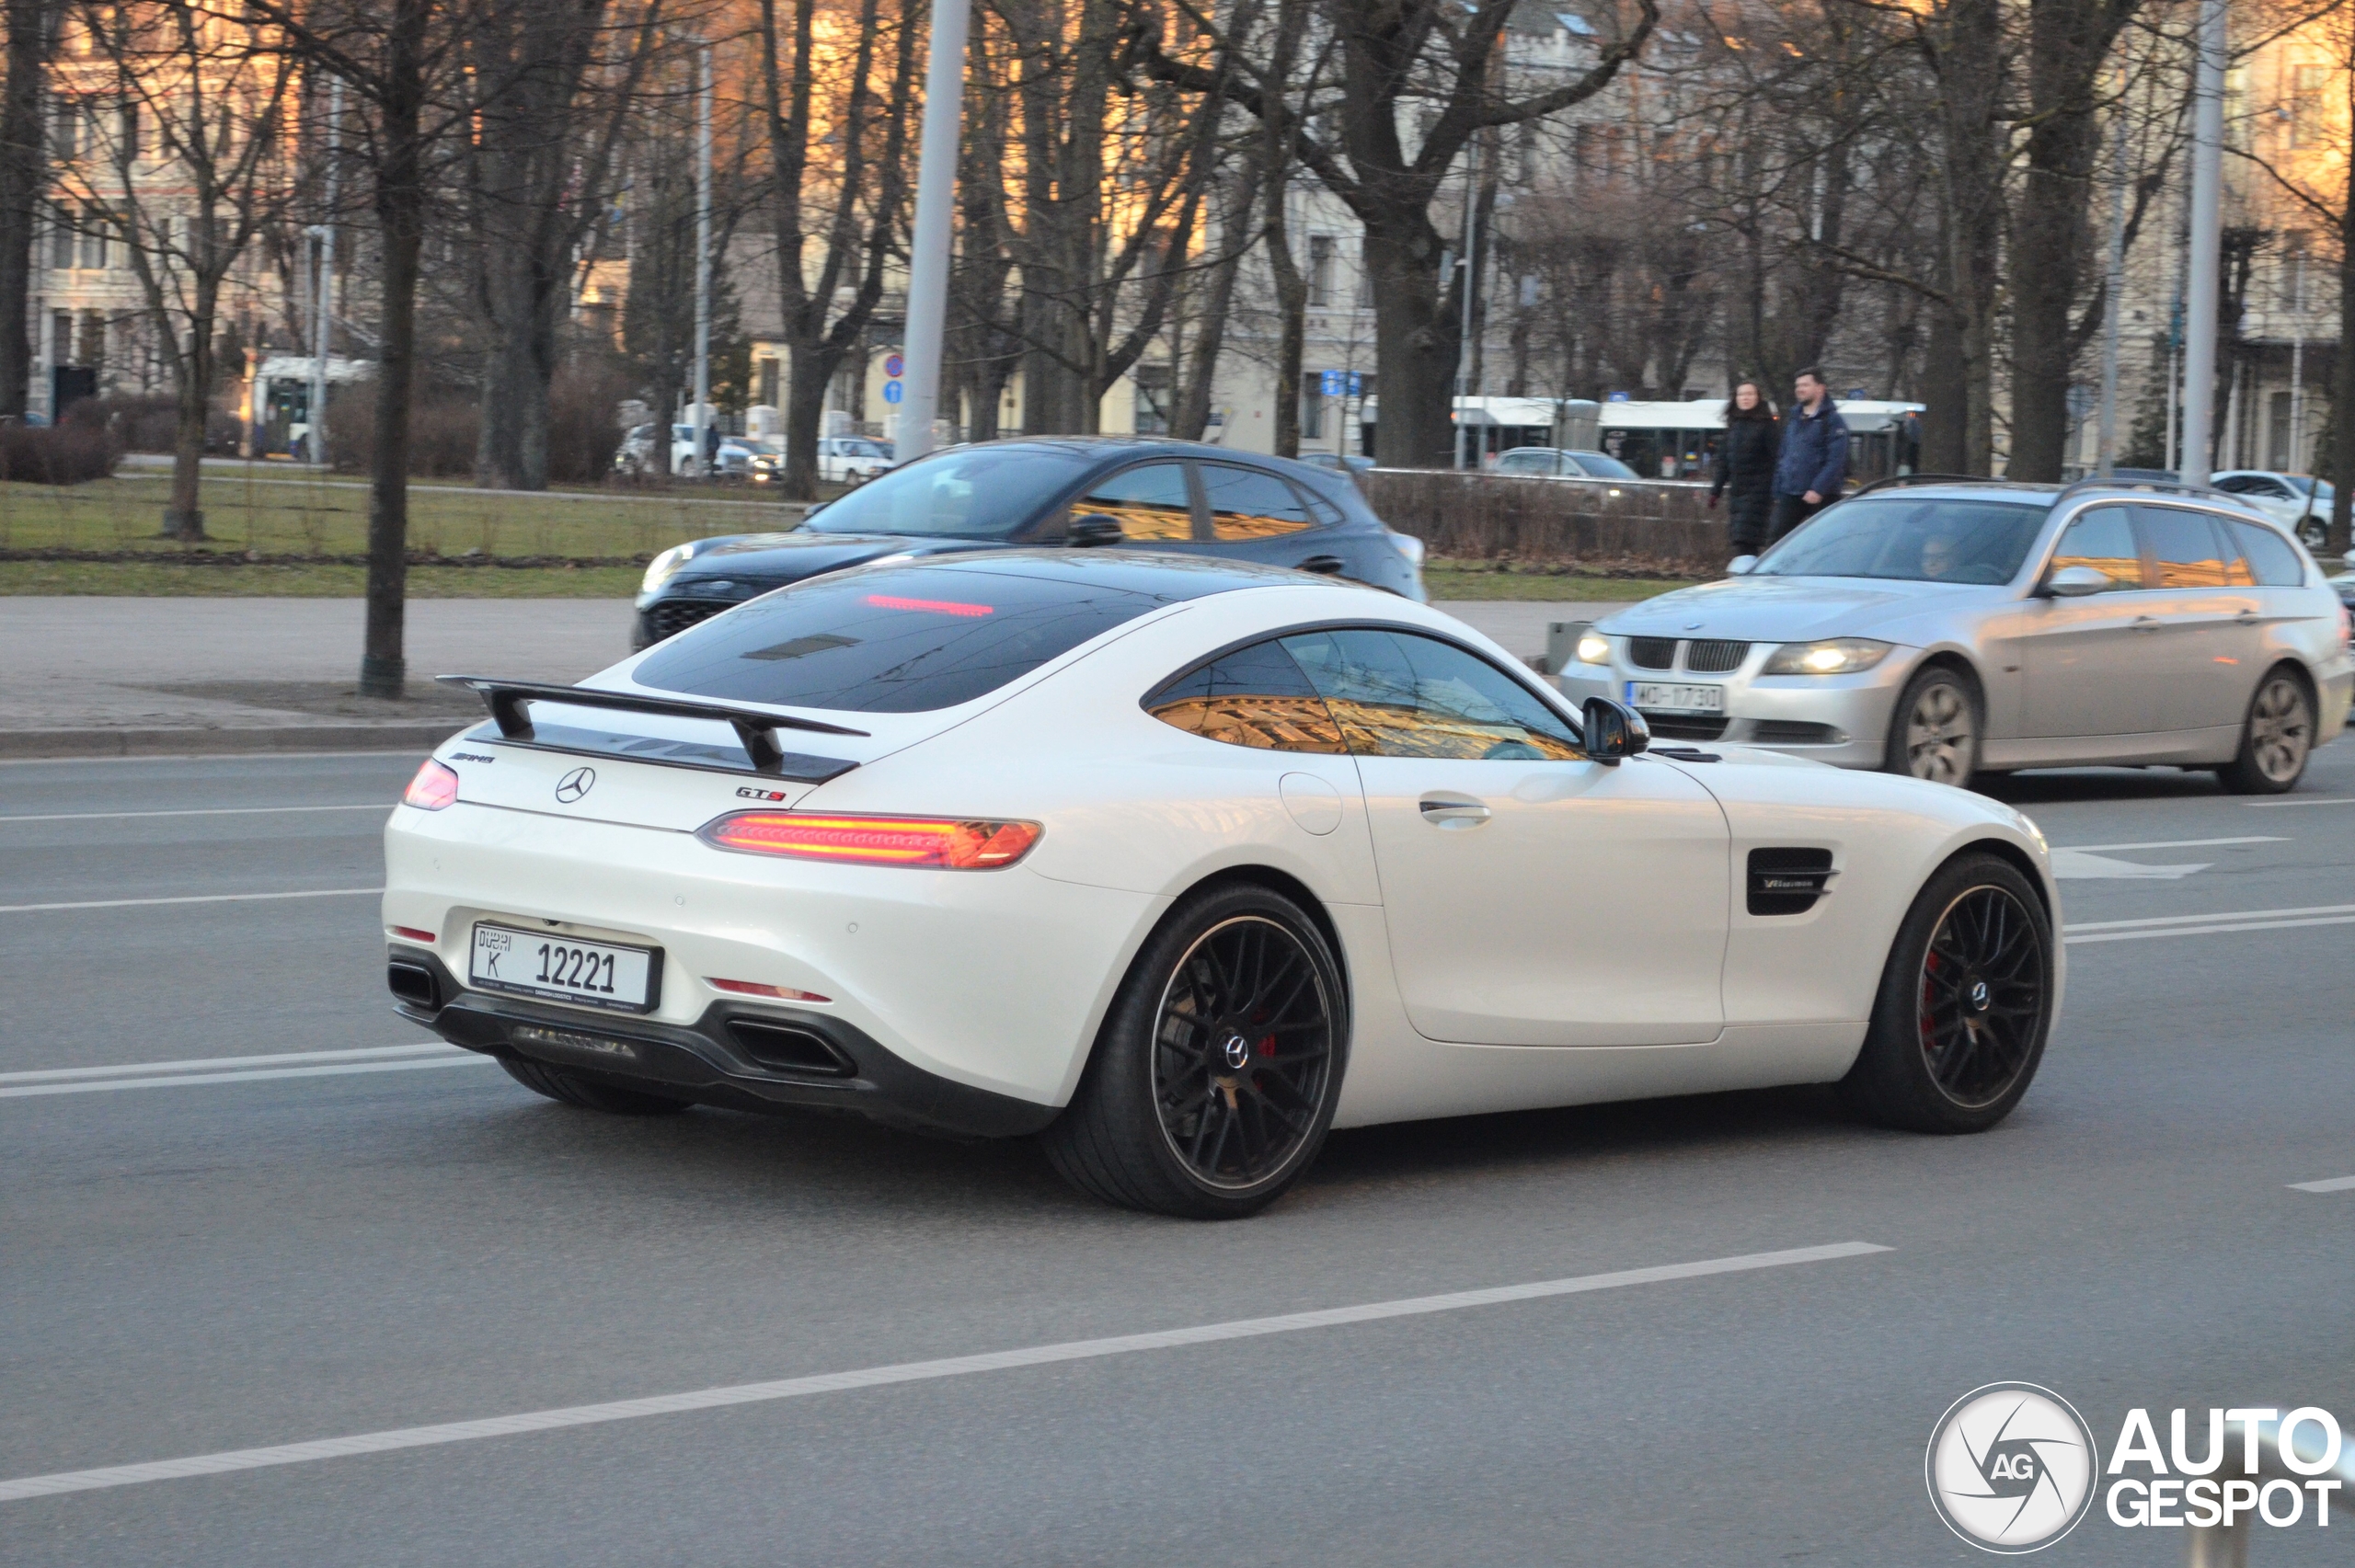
[1768,368,1849,543]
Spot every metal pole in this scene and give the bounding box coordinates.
[2178,0,2226,487]
[1454,140,1478,471]
[2097,93,2125,477]
[691,42,713,477]
[309,80,340,467]
[2288,251,2304,472]
[898,0,971,464]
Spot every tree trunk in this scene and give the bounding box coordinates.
[1264,169,1305,459]
[166,306,215,539]
[0,0,43,420]
[1173,159,1259,441]
[2329,151,2355,558]
[362,4,427,700]
[476,296,555,490]
[1365,218,1456,468]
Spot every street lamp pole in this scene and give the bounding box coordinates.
[308,78,341,468]
[2096,86,2125,477]
[2177,0,2226,486]
[691,41,713,477]
[898,0,971,464]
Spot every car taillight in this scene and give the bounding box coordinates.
[402,759,459,811]
[2340,604,2351,652]
[700,812,1041,869]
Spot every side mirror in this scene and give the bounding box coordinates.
[1067,512,1126,548]
[1727,555,1758,576]
[2044,564,2110,598]
[1582,696,1651,764]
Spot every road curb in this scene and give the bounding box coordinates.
[0,721,465,761]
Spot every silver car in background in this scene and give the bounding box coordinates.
[1556,477,2353,792]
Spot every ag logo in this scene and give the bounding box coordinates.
[554,767,596,804]
[1927,1383,2098,1553]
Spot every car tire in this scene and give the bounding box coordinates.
[2217,666,2315,795]
[1839,851,2055,1134]
[1885,665,1981,786]
[499,1055,690,1116]
[1041,883,1348,1219]
[2299,516,2327,551]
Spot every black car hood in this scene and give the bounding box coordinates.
[666,532,1000,588]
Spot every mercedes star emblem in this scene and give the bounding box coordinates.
[555,767,596,804]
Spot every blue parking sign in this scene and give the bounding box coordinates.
[881,381,904,405]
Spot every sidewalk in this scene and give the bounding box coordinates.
[0,596,1614,759]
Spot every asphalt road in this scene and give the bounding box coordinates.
[3,744,2350,1566]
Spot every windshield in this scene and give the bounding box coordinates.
[2285,476,2335,501]
[1754,497,2051,585]
[1570,452,1638,479]
[801,445,1094,538]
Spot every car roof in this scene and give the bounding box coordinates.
[1843,475,2292,531]
[823,546,1363,598]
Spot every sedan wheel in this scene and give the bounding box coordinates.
[2219,670,2315,795]
[1889,668,1979,786]
[1044,885,1346,1218]
[1841,852,2053,1133]
[2301,519,2326,551]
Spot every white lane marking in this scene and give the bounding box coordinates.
[2069,902,2355,933]
[2050,849,2209,881]
[2242,796,2355,807]
[0,887,382,914]
[2057,836,2286,852]
[0,1057,492,1099]
[0,804,389,824]
[0,1241,1890,1502]
[0,1043,461,1085]
[2068,915,2355,944]
[2289,1175,2355,1194]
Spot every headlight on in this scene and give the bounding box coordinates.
[641,544,692,594]
[1762,637,1893,676]
[1575,632,1613,666]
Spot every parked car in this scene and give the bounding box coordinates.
[633,437,1428,648]
[1491,446,1643,480]
[613,422,751,478]
[817,436,897,485]
[2211,470,2333,548]
[1555,475,2352,792]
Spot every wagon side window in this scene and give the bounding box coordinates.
[1144,640,1348,753]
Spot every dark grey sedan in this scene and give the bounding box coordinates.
[633,437,1428,647]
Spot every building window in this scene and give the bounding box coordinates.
[49,209,72,269]
[1307,235,1337,308]
[118,100,137,160]
[51,310,71,366]
[52,98,76,160]
[80,210,106,270]
[77,311,106,371]
[2292,64,2328,150]
[1355,243,1373,309]
[1132,363,1173,436]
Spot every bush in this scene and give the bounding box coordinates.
[1357,468,1727,573]
[0,421,121,483]
[61,395,240,454]
[330,363,635,486]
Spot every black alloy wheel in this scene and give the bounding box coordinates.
[1841,851,2053,1134]
[1151,915,1337,1191]
[1043,884,1347,1218]
[1914,886,2046,1108]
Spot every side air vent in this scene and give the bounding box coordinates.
[387,960,441,1010]
[729,1019,857,1078]
[1748,848,1836,916]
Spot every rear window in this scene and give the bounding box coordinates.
[1756,497,2049,585]
[631,558,1235,713]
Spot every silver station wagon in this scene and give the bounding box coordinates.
[1556,477,2354,792]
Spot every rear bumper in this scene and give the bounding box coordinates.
[389,945,1057,1138]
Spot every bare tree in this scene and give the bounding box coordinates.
[0,0,50,419]
[67,0,299,539]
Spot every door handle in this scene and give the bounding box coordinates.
[1418,796,1491,828]
[1298,555,1346,575]
[2129,615,2161,632]
[2234,608,2260,623]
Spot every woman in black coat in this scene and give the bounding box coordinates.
[1709,382,1777,556]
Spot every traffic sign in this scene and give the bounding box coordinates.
[883,353,905,379]
[882,380,905,405]
[1606,391,1630,402]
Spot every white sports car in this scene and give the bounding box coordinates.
[384,554,2062,1218]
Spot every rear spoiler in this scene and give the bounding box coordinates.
[436,676,867,781]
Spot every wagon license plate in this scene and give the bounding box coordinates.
[1626,681,1725,715]
[469,923,659,1013]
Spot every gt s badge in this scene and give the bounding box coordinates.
[555,767,597,803]
[737,786,787,801]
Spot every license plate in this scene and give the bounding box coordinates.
[1627,681,1725,714]
[469,923,660,1013]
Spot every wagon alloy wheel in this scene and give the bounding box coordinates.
[1841,851,2053,1134]
[2219,670,2315,795]
[1042,884,1349,1219]
[1914,887,2046,1109]
[1151,916,1336,1190]
[1902,677,1975,785]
